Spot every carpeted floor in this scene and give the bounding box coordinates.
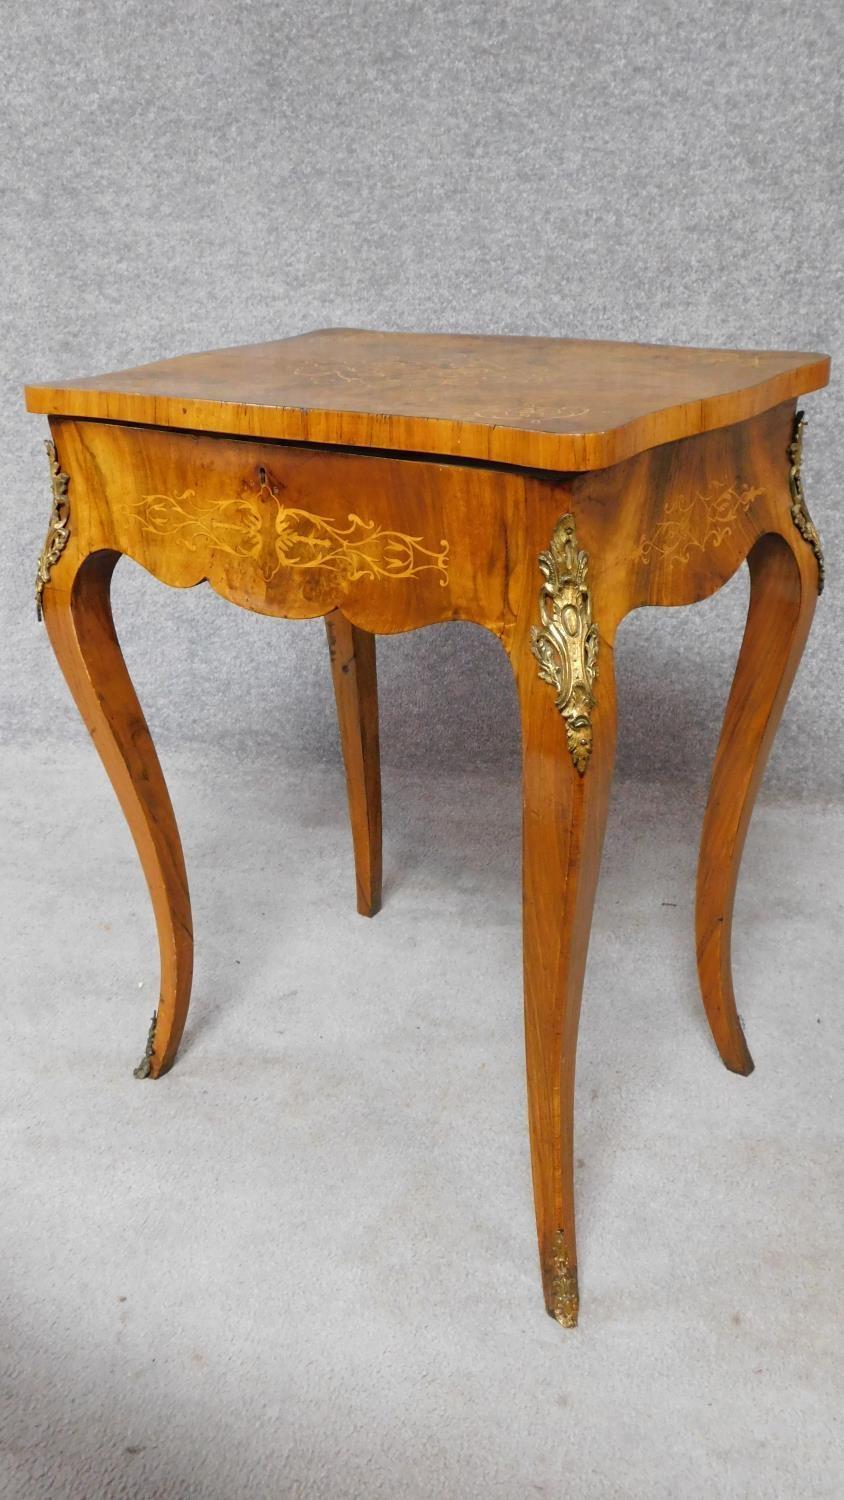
[1,744,841,1499]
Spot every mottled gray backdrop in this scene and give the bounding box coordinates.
[2,0,841,792]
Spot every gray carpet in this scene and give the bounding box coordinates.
[1,743,841,1498]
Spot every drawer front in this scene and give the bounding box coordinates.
[50,420,531,637]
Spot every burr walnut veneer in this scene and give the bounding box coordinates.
[25,328,830,1328]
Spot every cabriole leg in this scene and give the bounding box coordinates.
[42,549,193,1078]
[696,531,818,1074]
[512,512,616,1327]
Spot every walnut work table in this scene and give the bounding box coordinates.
[26,328,830,1329]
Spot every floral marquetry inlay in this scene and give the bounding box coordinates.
[633,479,764,566]
[130,469,450,587]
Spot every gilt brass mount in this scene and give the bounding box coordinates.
[788,411,824,594]
[35,440,70,620]
[530,513,599,773]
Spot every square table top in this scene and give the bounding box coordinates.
[25,327,829,473]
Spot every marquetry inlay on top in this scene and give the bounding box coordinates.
[24,327,829,473]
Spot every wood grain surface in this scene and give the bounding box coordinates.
[25,327,829,471]
[324,611,382,918]
[34,359,826,1326]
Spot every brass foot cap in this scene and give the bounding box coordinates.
[547,1230,579,1327]
[548,1300,579,1330]
[133,1011,158,1079]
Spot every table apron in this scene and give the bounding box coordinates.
[45,401,807,642]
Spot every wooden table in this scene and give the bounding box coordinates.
[26,329,830,1328]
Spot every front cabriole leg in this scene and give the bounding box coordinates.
[510,510,616,1327]
[695,410,822,1074]
[36,441,193,1077]
[695,529,818,1073]
[584,402,823,1076]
